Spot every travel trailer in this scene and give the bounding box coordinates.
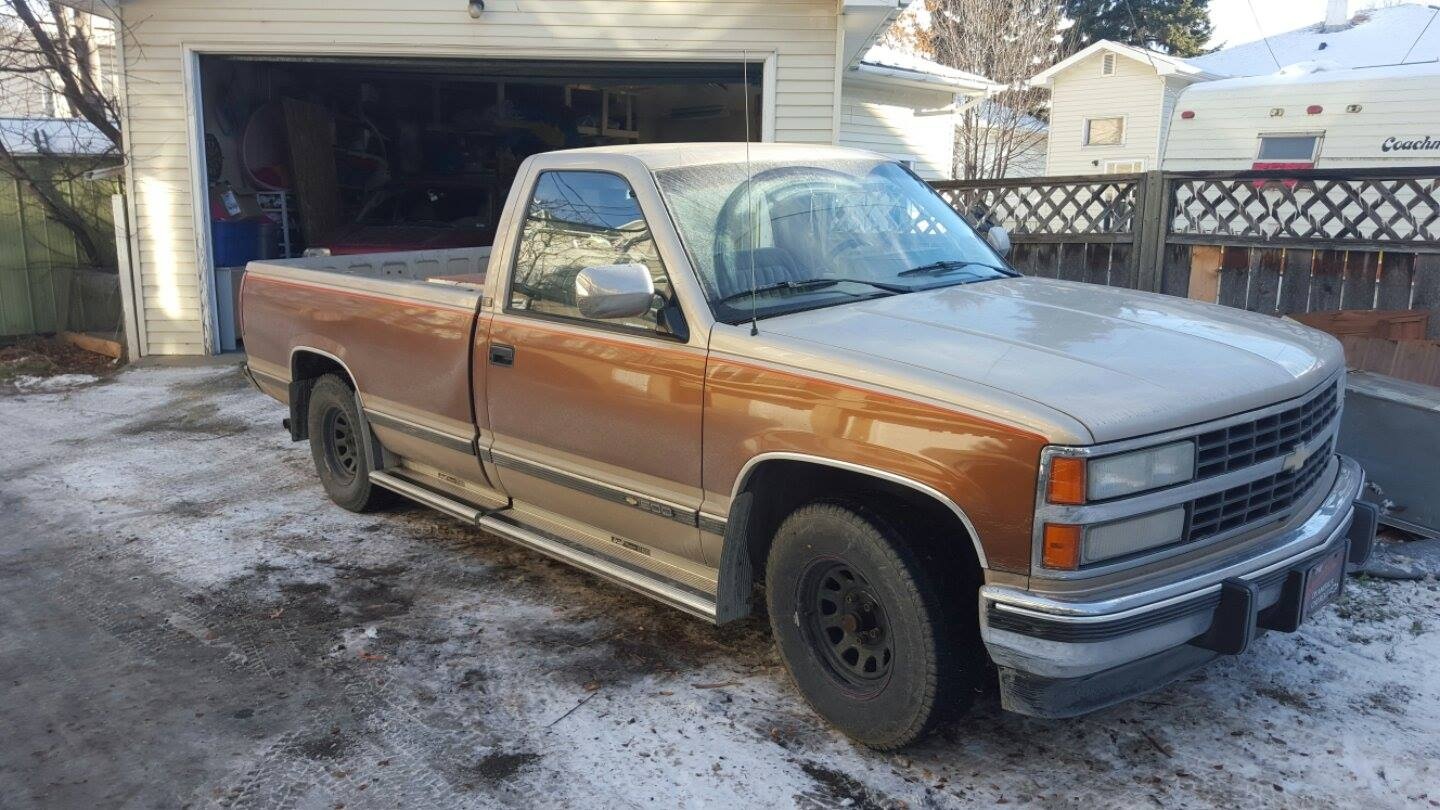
[1161,60,1440,171]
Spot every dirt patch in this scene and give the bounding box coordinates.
[462,751,539,782]
[290,731,355,761]
[796,761,895,810]
[0,336,118,384]
[117,401,250,438]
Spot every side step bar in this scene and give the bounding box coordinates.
[368,471,717,622]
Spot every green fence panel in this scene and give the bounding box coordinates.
[0,159,119,338]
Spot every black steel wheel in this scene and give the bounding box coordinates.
[306,374,393,513]
[801,561,893,693]
[321,407,359,483]
[765,499,984,750]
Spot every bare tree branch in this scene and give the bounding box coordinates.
[0,1,122,266]
[891,0,1059,179]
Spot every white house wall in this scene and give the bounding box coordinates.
[837,81,955,179]
[1045,52,1165,175]
[116,0,844,355]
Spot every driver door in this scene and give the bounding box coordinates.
[485,170,706,562]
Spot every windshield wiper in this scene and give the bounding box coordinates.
[717,277,905,305]
[897,260,1007,278]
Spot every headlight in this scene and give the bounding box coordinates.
[1087,441,1195,500]
[1082,507,1186,564]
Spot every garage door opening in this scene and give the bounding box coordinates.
[197,55,762,348]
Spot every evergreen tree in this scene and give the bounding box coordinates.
[1062,0,1214,57]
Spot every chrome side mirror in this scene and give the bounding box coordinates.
[575,262,655,320]
[986,226,1012,258]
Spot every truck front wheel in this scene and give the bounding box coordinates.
[306,374,392,513]
[765,500,982,749]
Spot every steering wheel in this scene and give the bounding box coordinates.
[711,165,855,283]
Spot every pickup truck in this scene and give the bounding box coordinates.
[240,143,1377,750]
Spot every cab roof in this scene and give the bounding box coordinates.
[559,142,886,171]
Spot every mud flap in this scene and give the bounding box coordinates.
[286,379,312,442]
[713,491,754,625]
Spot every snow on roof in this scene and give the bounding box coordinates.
[1188,3,1440,77]
[1031,40,1219,84]
[856,43,996,91]
[0,117,113,156]
[1181,58,1440,96]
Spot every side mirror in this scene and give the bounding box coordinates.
[574,263,655,320]
[986,226,1012,258]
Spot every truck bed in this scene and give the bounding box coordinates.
[239,246,493,456]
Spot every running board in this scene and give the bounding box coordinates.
[368,471,717,622]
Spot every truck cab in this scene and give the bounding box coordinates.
[240,143,1376,749]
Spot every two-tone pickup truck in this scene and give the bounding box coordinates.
[241,143,1377,749]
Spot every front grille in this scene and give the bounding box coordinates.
[1195,382,1340,478]
[1186,439,1333,543]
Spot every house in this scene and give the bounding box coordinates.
[1029,40,1218,175]
[840,43,995,179]
[1032,1,1440,176]
[45,0,994,358]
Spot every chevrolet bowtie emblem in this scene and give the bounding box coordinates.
[1281,443,1313,473]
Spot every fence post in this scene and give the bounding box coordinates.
[112,193,142,360]
[1134,171,1169,293]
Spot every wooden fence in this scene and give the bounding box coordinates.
[932,167,1440,339]
[0,161,120,338]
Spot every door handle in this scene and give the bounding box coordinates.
[489,343,515,367]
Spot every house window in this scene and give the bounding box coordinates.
[1103,159,1145,174]
[1257,134,1321,162]
[1085,116,1125,146]
[1101,53,1116,76]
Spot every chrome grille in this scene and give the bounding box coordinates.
[1195,382,1340,478]
[1186,439,1333,543]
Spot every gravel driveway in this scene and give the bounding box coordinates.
[1,363,1436,808]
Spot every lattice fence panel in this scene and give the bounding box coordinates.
[1170,176,1440,245]
[933,179,1139,236]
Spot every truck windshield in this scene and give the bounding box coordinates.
[654,158,1014,323]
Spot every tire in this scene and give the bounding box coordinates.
[765,499,982,750]
[306,374,392,512]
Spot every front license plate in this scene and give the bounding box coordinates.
[1303,547,1347,619]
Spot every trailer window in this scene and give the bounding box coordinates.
[1085,117,1125,146]
[1257,135,1320,162]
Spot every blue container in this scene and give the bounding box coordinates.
[211,218,264,267]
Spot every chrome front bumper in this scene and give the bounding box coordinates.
[982,454,1376,717]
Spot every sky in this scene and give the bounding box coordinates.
[1207,0,1362,49]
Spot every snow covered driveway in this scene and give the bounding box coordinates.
[1,363,1436,808]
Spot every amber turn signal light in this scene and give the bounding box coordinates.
[1042,524,1083,570]
[1047,456,1086,505]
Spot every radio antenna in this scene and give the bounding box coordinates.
[742,54,759,336]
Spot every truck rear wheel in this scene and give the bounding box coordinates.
[765,500,982,750]
[306,374,392,513]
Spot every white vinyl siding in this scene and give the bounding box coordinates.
[1045,51,1166,175]
[116,0,843,355]
[837,81,956,179]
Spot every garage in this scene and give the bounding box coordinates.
[197,55,761,346]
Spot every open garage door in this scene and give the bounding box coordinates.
[197,55,761,347]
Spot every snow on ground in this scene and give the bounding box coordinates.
[9,373,100,391]
[0,363,1437,808]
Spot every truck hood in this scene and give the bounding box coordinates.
[761,277,1343,443]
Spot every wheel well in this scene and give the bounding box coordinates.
[736,459,982,585]
[287,351,353,441]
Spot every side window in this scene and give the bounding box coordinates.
[509,171,673,332]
